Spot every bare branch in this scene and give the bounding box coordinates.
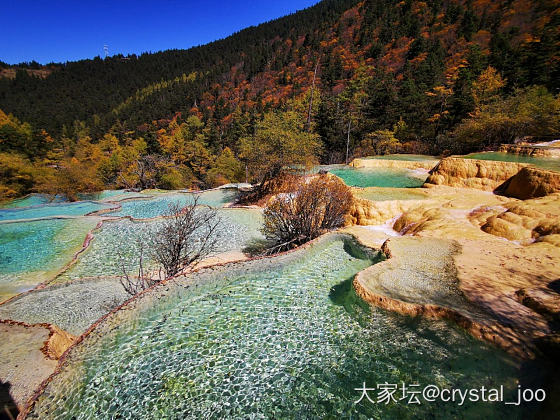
[260,174,352,254]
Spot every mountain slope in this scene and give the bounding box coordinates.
[0,0,559,156]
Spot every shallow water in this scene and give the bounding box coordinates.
[331,167,427,188]
[0,218,99,299]
[363,154,438,162]
[464,152,560,172]
[0,191,147,209]
[78,190,148,202]
[106,189,238,219]
[0,201,114,221]
[28,236,534,419]
[0,193,67,208]
[56,209,263,283]
[0,277,130,335]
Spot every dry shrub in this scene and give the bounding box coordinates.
[261,174,353,254]
[118,198,221,295]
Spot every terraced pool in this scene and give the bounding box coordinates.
[363,154,438,162]
[331,167,427,188]
[78,190,148,202]
[56,208,263,283]
[464,152,560,172]
[0,194,66,209]
[0,190,145,209]
[0,201,115,221]
[27,235,533,419]
[0,218,100,300]
[105,189,238,219]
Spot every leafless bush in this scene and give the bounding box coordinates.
[153,199,221,278]
[118,197,221,295]
[261,174,353,254]
[118,242,163,296]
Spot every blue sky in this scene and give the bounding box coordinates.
[2,0,319,65]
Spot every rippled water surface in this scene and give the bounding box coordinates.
[0,201,114,221]
[56,209,263,282]
[0,218,99,298]
[106,189,238,219]
[28,236,531,420]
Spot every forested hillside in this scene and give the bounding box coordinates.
[1,0,559,200]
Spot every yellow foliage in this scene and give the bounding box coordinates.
[472,66,506,107]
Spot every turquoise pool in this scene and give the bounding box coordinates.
[0,218,99,299]
[363,154,438,162]
[0,191,143,209]
[464,152,560,172]
[331,167,427,188]
[0,194,66,209]
[0,201,115,221]
[78,190,148,202]
[106,189,238,219]
[56,208,263,282]
[28,235,534,419]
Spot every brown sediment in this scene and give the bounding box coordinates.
[0,320,75,411]
[425,157,560,200]
[0,320,75,360]
[470,193,560,243]
[346,196,429,226]
[496,167,560,199]
[346,183,560,361]
[515,287,560,322]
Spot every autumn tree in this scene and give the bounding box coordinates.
[451,86,560,152]
[355,129,401,156]
[471,66,506,108]
[158,116,214,185]
[0,153,39,201]
[239,110,321,187]
[206,147,244,187]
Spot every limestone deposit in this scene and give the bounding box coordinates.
[424,157,527,190]
[346,183,560,359]
[499,143,560,158]
[346,197,425,226]
[470,193,560,244]
[497,167,560,199]
[0,321,75,410]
